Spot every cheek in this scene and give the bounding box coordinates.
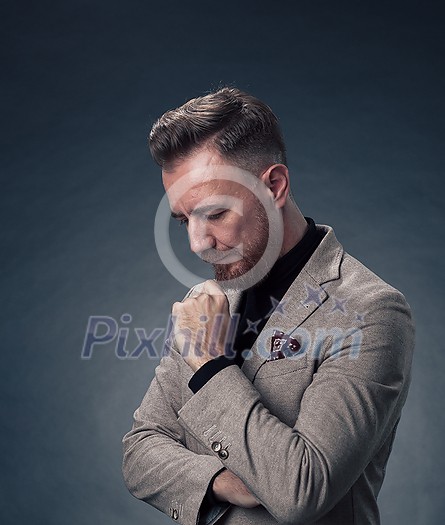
[213,215,246,247]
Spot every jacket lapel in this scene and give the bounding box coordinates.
[227,224,344,382]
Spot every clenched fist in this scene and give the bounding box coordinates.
[171,280,233,372]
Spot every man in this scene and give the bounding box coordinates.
[122,87,414,524]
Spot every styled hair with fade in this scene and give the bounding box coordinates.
[149,87,287,174]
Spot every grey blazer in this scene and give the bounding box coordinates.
[122,224,415,525]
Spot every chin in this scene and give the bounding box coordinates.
[213,260,249,282]
[213,257,268,291]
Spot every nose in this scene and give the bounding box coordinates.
[187,217,216,254]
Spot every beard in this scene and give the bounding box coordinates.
[212,204,274,290]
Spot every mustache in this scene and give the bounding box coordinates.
[198,247,243,264]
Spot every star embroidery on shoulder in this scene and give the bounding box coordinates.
[243,318,261,335]
[266,296,289,318]
[331,297,348,315]
[302,284,324,308]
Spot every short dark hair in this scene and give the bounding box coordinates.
[149,87,287,174]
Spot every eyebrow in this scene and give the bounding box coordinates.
[170,204,226,220]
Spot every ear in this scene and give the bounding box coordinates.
[259,164,290,209]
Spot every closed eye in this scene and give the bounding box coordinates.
[205,210,226,221]
[174,209,227,226]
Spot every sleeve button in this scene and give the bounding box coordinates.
[218,448,229,460]
[211,441,222,452]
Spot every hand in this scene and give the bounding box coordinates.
[212,469,260,508]
[171,280,232,372]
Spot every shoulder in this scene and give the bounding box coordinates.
[308,224,415,346]
[312,224,412,313]
[332,250,415,355]
[340,250,411,310]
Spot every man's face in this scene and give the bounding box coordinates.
[162,148,273,286]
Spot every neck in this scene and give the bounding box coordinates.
[279,200,309,257]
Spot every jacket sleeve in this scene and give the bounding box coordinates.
[176,289,415,524]
[122,346,231,525]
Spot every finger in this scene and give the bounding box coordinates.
[186,283,206,299]
[172,301,186,314]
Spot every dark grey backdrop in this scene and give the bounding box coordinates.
[1,1,444,523]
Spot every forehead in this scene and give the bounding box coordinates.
[162,148,253,213]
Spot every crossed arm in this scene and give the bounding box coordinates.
[122,288,414,525]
